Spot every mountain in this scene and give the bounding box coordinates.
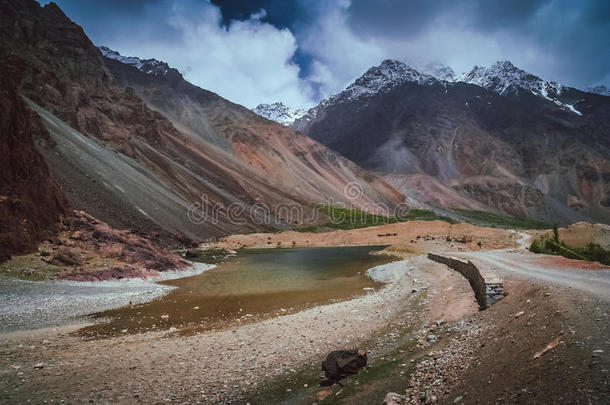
[459,61,582,115]
[293,59,610,224]
[0,66,69,261]
[252,102,307,126]
[421,62,457,82]
[585,85,610,96]
[0,0,404,248]
[99,46,170,76]
[293,60,439,132]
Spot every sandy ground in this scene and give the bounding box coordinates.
[202,220,519,253]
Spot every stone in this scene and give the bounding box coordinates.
[383,392,405,404]
[33,362,44,369]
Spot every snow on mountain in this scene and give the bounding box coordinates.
[99,46,170,76]
[252,102,307,126]
[335,59,437,102]
[459,61,581,115]
[294,59,587,131]
[460,61,563,97]
[585,85,610,96]
[293,60,439,130]
[421,62,457,82]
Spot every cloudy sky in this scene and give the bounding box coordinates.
[42,0,610,109]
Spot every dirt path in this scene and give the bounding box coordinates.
[455,231,610,300]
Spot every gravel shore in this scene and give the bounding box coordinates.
[0,263,214,332]
[0,256,480,404]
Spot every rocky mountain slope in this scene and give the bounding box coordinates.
[294,60,610,224]
[252,102,306,126]
[0,0,403,245]
[0,67,69,261]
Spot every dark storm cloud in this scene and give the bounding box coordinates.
[40,0,610,106]
[344,0,610,88]
[41,0,182,45]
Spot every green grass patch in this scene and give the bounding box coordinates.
[295,206,454,232]
[530,228,610,265]
[453,209,549,229]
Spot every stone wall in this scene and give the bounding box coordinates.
[428,253,504,310]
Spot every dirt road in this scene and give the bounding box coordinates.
[456,232,610,300]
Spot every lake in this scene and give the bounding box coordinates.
[82,246,394,336]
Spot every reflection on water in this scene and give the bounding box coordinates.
[82,246,393,337]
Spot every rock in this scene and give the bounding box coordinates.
[514,311,525,318]
[33,362,44,369]
[51,247,84,266]
[453,396,464,403]
[161,314,169,320]
[383,392,405,404]
[317,389,332,401]
[321,349,367,386]
[427,334,437,342]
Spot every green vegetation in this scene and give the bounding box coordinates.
[295,205,454,232]
[185,248,230,264]
[295,206,550,233]
[529,226,610,265]
[453,209,550,229]
[319,205,399,230]
[403,208,455,223]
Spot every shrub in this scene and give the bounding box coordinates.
[529,239,542,253]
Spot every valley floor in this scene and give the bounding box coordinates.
[0,222,609,404]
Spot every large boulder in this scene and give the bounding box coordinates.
[321,349,367,386]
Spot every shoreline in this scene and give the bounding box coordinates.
[1,246,400,337]
[0,262,215,334]
[1,255,475,404]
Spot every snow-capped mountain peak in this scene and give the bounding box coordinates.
[292,60,439,130]
[252,102,306,126]
[421,62,457,82]
[460,60,561,97]
[344,59,436,100]
[585,85,610,96]
[459,61,582,115]
[98,46,171,76]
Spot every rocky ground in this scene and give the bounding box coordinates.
[0,210,189,282]
[393,278,609,405]
[0,255,478,404]
[1,222,608,404]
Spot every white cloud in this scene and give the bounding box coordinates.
[106,1,314,109]
[299,1,384,97]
